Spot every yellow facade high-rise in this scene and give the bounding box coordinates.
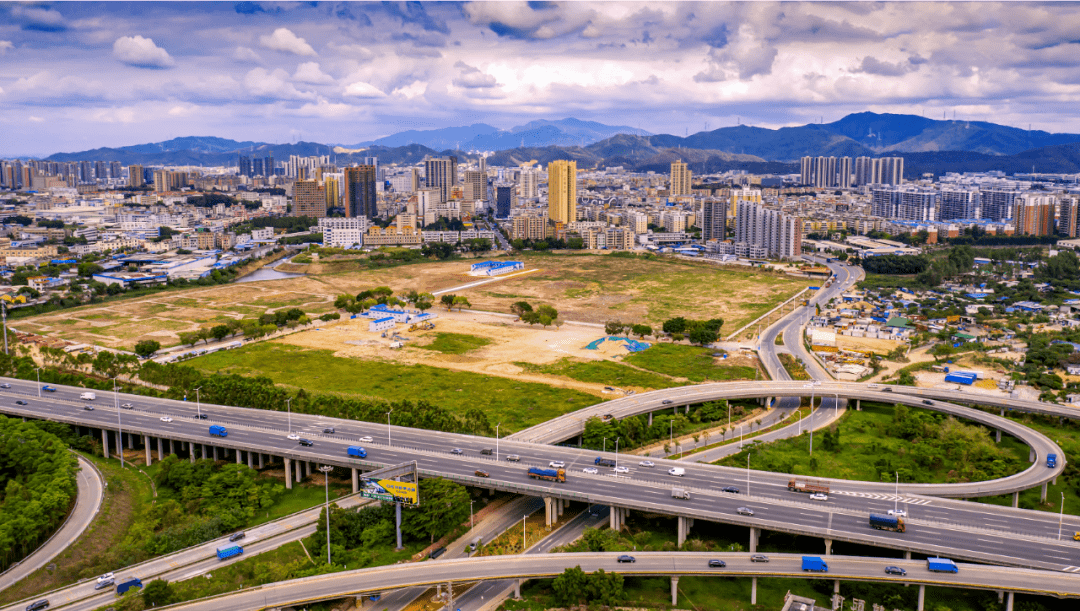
[547,160,577,223]
[670,160,691,196]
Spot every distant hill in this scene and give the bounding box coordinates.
[348,117,651,151]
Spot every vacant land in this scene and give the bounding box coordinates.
[515,357,684,391]
[624,344,760,382]
[418,332,492,355]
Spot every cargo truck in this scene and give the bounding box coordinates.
[869,513,906,533]
[209,425,228,437]
[216,545,243,560]
[115,578,143,596]
[788,478,830,495]
[594,457,616,467]
[347,446,367,458]
[927,557,958,573]
[80,392,96,401]
[801,556,829,572]
[527,467,566,483]
[671,488,690,500]
[1048,453,1058,468]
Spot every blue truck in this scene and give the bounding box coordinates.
[209,425,228,437]
[869,514,906,533]
[347,446,367,458]
[527,467,566,483]
[594,457,616,467]
[927,557,958,573]
[115,578,143,596]
[1048,453,1058,468]
[801,556,828,572]
[216,545,243,560]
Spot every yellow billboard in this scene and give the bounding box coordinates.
[360,477,419,505]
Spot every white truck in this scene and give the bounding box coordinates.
[80,392,96,401]
[672,488,691,500]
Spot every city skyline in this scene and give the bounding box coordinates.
[4,1,1080,157]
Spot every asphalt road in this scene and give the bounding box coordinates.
[0,453,104,593]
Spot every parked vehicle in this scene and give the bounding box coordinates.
[787,478,830,495]
[801,556,829,572]
[506,454,521,462]
[216,545,243,560]
[595,457,616,467]
[869,513,906,533]
[672,488,691,500]
[1048,453,1058,468]
[708,559,726,568]
[668,467,685,476]
[115,578,143,595]
[80,392,96,401]
[927,557,958,573]
[527,467,566,483]
[347,446,367,458]
[616,555,636,563]
[884,566,907,576]
[209,425,228,437]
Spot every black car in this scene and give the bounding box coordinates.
[83,405,94,411]
[323,427,335,434]
[662,399,673,405]
[26,601,49,611]
[884,566,907,576]
[429,547,447,560]
[922,400,934,405]
[450,448,465,455]
[195,413,208,419]
[480,448,493,455]
[298,439,314,447]
[882,387,893,392]
[722,486,740,494]
[616,555,636,563]
[708,559,726,568]
[15,400,27,405]
[229,532,246,542]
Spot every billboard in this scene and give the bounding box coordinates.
[360,477,419,505]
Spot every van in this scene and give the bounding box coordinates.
[668,467,685,476]
[80,392,95,401]
[347,446,367,458]
[467,536,482,553]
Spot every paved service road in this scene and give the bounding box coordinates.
[0,453,104,593]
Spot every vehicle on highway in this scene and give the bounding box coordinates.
[80,392,96,401]
[121,403,133,409]
[810,493,828,501]
[480,448,493,455]
[506,454,521,462]
[887,509,907,517]
[750,554,769,562]
[638,460,655,467]
[298,438,314,447]
[788,478,829,494]
[549,460,565,468]
[451,448,465,455]
[1048,453,1058,468]
[595,457,616,467]
[737,507,754,516]
[97,572,114,584]
[927,557,958,573]
[287,432,301,440]
[42,386,56,392]
[884,566,907,576]
[116,578,144,595]
[216,546,243,560]
[922,400,933,405]
[358,436,373,443]
[429,547,447,559]
[474,470,490,478]
[0,383,10,388]
[672,488,690,500]
[882,387,892,392]
[721,486,740,494]
[583,467,598,474]
[662,399,673,405]
[195,413,208,419]
[616,555,636,563]
[668,467,685,476]
[347,446,367,458]
[15,400,27,405]
[613,466,629,474]
[528,467,566,483]
[601,414,614,422]
[94,578,115,590]
[229,532,246,542]
[867,384,878,389]
[869,513,906,533]
[802,556,828,572]
[26,599,49,610]
[323,427,335,434]
[708,559,726,568]
[160,416,172,423]
[83,405,94,411]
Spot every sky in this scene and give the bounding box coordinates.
[3,1,1080,157]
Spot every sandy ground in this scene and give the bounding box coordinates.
[834,335,905,354]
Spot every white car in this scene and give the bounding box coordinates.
[613,466,630,474]
[582,467,599,474]
[810,493,828,501]
[358,436,373,443]
[160,416,173,423]
[887,509,907,517]
[549,461,566,469]
[287,432,300,440]
[638,460,655,468]
[121,403,133,409]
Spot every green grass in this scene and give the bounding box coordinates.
[715,402,1030,484]
[418,332,492,354]
[514,357,683,390]
[189,343,601,433]
[779,353,811,380]
[625,344,757,382]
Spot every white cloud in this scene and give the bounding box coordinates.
[293,62,334,85]
[244,67,316,100]
[113,36,175,69]
[344,81,386,98]
[259,28,317,57]
[28,116,44,123]
[293,99,357,118]
[0,41,13,54]
[452,61,498,89]
[11,71,106,99]
[233,46,261,63]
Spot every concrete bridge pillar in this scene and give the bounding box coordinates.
[284,458,293,490]
[905,551,911,560]
[236,449,243,464]
[188,442,195,463]
[352,468,359,493]
[917,584,925,611]
[856,399,861,410]
[514,580,521,599]
[670,576,678,606]
[824,538,832,555]
[610,506,618,530]
[1041,482,1048,503]
[749,527,758,553]
[101,429,110,459]
[126,433,134,450]
[648,412,653,426]
[247,451,254,469]
[1006,592,1014,611]
[156,437,163,461]
[214,445,221,461]
[834,580,840,595]
[1053,475,1058,486]
[144,435,152,465]
[1012,491,1020,508]
[998,591,1004,603]
[751,577,757,605]
[996,429,1002,443]
[677,516,692,547]
[259,453,265,469]
[544,497,554,527]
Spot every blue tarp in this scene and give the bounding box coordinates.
[585,336,651,353]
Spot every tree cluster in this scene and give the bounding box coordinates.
[551,566,625,607]
[510,301,557,326]
[660,316,724,345]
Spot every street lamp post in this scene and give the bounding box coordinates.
[387,408,394,446]
[1060,492,1066,541]
[603,437,607,453]
[113,376,124,468]
[809,389,815,457]
[615,437,620,468]
[35,367,41,397]
[523,514,527,550]
[286,397,292,434]
[895,472,900,515]
[195,386,202,420]
[495,423,500,461]
[318,465,334,565]
[747,452,751,496]
[470,500,475,530]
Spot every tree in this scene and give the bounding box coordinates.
[451,296,471,311]
[604,321,625,336]
[688,326,718,346]
[211,324,231,342]
[141,579,174,606]
[536,305,558,321]
[510,301,533,316]
[552,566,590,606]
[630,324,652,339]
[404,478,470,543]
[441,294,456,310]
[662,317,687,334]
[178,331,200,347]
[586,568,624,606]
[134,340,161,358]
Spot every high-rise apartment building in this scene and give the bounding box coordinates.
[939,188,981,220]
[800,156,852,188]
[518,168,538,199]
[701,199,727,241]
[463,170,487,202]
[1060,196,1080,238]
[547,160,577,223]
[734,201,801,260]
[512,213,548,241]
[728,186,761,218]
[854,156,904,186]
[669,160,691,196]
[238,155,253,177]
[494,183,517,218]
[1013,193,1055,236]
[293,180,327,218]
[342,165,377,219]
[127,165,144,188]
[980,187,1023,222]
[870,186,938,222]
[424,156,458,202]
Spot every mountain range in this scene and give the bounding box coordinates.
[39,113,1080,176]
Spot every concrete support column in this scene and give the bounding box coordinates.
[648,412,653,426]
[189,442,195,463]
[824,538,832,555]
[998,591,1004,603]
[834,580,840,595]
[671,576,678,606]
[610,506,619,530]
[677,516,687,547]
[144,435,152,465]
[514,580,521,600]
[259,453,265,469]
[247,451,254,469]
[101,429,110,459]
[918,585,925,611]
[751,577,757,605]
[856,399,861,410]
[155,437,162,461]
[285,458,293,490]
[1012,491,1020,508]
[126,433,134,450]
[214,446,221,461]
[236,450,242,464]
[1006,592,1014,611]
[1041,482,1048,503]
[352,468,359,493]
[749,527,758,553]
[544,497,554,527]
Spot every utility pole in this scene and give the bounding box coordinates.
[1,300,8,355]
[319,465,334,565]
